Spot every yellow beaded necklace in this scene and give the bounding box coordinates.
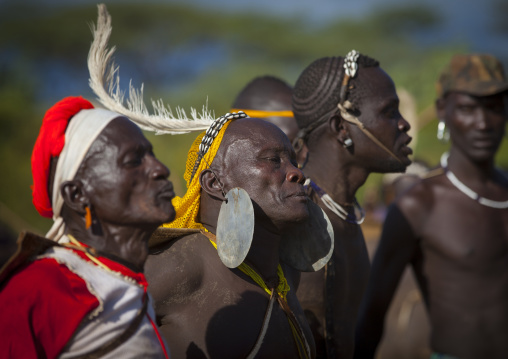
[204,232,309,359]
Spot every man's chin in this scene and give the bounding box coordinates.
[380,156,412,174]
[165,209,176,224]
[157,204,176,225]
[277,209,310,231]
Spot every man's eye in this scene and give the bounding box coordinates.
[458,105,475,113]
[124,157,142,166]
[384,106,400,119]
[488,105,505,114]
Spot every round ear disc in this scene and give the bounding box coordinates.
[279,200,334,272]
[216,188,254,268]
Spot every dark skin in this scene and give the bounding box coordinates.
[355,91,508,358]
[259,85,300,144]
[296,66,412,358]
[232,76,304,157]
[59,117,175,272]
[145,118,317,358]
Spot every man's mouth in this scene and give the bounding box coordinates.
[158,182,175,200]
[400,144,413,156]
[287,191,308,201]
[471,135,501,149]
[399,135,413,156]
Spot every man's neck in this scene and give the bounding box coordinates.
[67,223,153,272]
[447,148,497,185]
[244,224,281,290]
[303,148,370,205]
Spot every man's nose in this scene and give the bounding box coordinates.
[475,107,489,130]
[398,116,411,132]
[286,165,305,183]
[150,157,170,180]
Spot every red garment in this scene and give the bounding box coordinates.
[31,97,94,218]
[0,258,99,359]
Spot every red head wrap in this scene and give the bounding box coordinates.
[31,97,94,218]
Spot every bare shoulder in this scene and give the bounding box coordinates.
[396,171,444,215]
[145,232,209,304]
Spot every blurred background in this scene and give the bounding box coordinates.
[0,0,507,356]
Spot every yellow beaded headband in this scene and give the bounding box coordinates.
[230,108,294,118]
[163,111,247,230]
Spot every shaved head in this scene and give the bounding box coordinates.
[232,76,293,112]
[207,118,308,231]
[232,76,299,142]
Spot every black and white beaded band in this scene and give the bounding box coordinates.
[190,111,248,181]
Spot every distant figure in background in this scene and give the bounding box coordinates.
[0,97,175,358]
[291,50,413,358]
[355,54,508,359]
[231,75,300,143]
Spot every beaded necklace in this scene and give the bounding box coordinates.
[205,232,310,359]
[440,152,508,209]
[304,179,365,224]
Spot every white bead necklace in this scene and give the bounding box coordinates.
[304,179,366,224]
[440,152,508,209]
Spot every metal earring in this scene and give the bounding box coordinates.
[216,188,254,268]
[437,120,450,142]
[343,138,353,148]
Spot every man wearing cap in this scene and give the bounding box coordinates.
[355,54,508,359]
[291,51,413,358]
[231,75,300,143]
[0,97,175,358]
[145,113,335,358]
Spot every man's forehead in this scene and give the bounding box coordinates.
[359,67,395,93]
[87,118,148,160]
[220,119,292,154]
[101,117,145,143]
[225,118,287,140]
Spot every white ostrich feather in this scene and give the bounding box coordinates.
[88,4,214,135]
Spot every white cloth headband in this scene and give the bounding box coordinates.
[46,108,123,242]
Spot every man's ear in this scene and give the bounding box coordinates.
[60,180,88,214]
[199,169,226,201]
[328,113,351,146]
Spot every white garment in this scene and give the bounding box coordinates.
[40,246,169,359]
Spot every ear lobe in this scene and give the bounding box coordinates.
[199,169,225,200]
[329,114,350,144]
[60,180,88,213]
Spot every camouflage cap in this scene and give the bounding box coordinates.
[436,54,508,98]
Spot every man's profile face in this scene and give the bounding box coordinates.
[78,117,176,227]
[442,91,507,162]
[219,119,309,232]
[352,67,413,173]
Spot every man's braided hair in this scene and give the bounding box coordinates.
[292,54,379,132]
